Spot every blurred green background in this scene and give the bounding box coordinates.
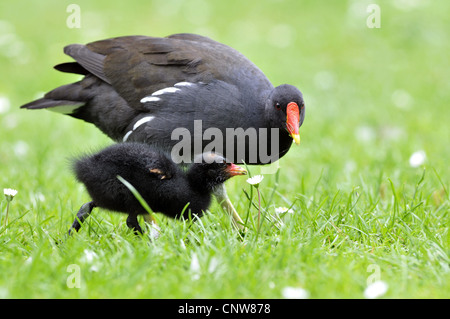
[0,0,449,298]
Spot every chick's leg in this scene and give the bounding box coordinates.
[213,184,246,232]
[69,201,96,235]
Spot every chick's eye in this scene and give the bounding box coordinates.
[275,103,281,110]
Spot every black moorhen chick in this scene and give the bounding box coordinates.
[20,33,305,164]
[69,142,247,235]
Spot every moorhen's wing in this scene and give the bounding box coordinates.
[58,33,274,111]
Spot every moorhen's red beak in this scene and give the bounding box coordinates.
[286,102,300,145]
[226,163,247,177]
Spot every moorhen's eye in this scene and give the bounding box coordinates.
[275,102,281,110]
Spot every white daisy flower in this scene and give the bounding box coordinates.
[275,206,294,214]
[4,189,17,196]
[190,253,201,280]
[207,257,219,273]
[246,175,264,186]
[364,280,388,299]
[4,188,18,200]
[281,286,309,299]
[3,188,18,226]
[147,221,161,240]
[82,249,98,263]
[409,150,426,167]
[89,265,100,272]
[0,96,11,114]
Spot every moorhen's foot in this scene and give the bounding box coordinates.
[213,184,247,232]
[126,214,143,235]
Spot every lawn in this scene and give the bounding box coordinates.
[0,0,449,299]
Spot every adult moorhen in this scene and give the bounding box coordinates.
[20,33,305,164]
[69,142,247,235]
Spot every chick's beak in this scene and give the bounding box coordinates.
[286,102,301,145]
[226,163,247,177]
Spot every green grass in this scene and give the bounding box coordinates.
[0,0,449,298]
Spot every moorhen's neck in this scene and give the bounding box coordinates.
[262,89,275,125]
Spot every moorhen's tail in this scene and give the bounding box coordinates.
[20,74,140,141]
[20,97,83,112]
[20,80,86,113]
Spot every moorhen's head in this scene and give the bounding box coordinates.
[188,152,247,191]
[266,84,305,145]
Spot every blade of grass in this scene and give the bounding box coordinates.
[116,175,154,217]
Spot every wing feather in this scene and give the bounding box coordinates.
[54,34,273,111]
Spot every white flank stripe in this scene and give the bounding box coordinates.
[140,96,161,103]
[152,87,181,96]
[123,130,133,142]
[174,81,194,87]
[123,116,155,142]
[133,116,154,131]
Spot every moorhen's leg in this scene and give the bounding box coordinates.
[69,201,96,235]
[126,214,143,235]
[213,184,246,232]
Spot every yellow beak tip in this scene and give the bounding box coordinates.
[292,134,301,145]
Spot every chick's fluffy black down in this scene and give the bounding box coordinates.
[73,143,211,218]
